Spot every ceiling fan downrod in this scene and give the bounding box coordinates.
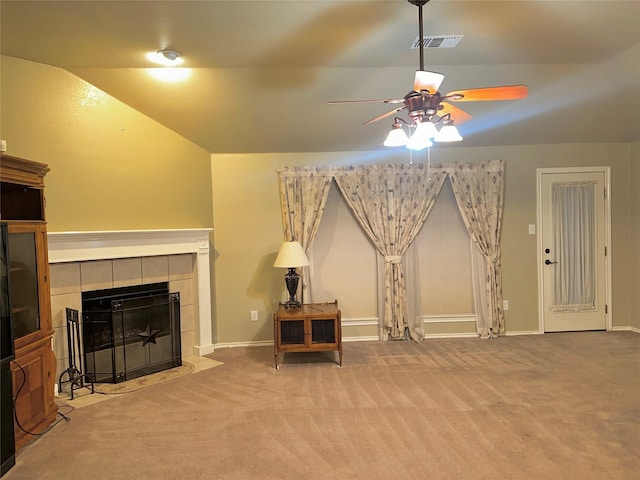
[409,0,431,72]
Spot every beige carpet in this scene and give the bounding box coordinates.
[5,332,639,480]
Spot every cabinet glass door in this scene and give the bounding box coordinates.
[279,319,305,345]
[8,233,40,338]
[0,223,14,361]
[311,319,335,344]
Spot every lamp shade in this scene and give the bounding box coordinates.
[383,126,409,147]
[273,241,310,268]
[435,124,463,142]
[406,121,436,150]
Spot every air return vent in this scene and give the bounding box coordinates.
[411,35,463,49]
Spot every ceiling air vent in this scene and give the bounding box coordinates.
[411,35,463,49]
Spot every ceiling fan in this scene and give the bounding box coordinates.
[329,0,528,149]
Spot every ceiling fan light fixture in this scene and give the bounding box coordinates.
[406,134,433,151]
[414,118,438,137]
[435,123,463,142]
[383,121,410,147]
[329,0,527,150]
[406,121,435,150]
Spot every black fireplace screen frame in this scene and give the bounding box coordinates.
[82,282,182,383]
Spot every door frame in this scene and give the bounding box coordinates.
[536,166,612,333]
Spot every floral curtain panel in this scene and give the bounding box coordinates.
[277,166,334,303]
[334,163,445,340]
[447,160,505,337]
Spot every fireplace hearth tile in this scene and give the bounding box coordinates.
[170,278,194,305]
[50,292,81,328]
[169,254,194,280]
[142,256,169,283]
[113,257,143,287]
[80,260,113,291]
[50,262,81,295]
[181,330,195,356]
[180,304,196,332]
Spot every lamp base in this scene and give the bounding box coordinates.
[283,267,302,309]
[282,300,302,309]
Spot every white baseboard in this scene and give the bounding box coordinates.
[342,317,378,327]
[214,336,381,349]
[343,336,379,342]
[505,328,640,336]
[213,327,639,350]
[611,326,640,333]
[423,332,479,339]
[193,344,216,356]
[214,340,273,349]
[504,330,543,336]
[423,314,476,324]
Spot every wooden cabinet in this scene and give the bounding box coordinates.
[273,301,342,369]
[0,154,57,451]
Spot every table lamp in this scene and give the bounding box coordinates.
[273,241,310,308]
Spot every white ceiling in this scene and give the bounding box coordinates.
[2,0,639,153]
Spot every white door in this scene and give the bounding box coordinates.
[538,169,608,332]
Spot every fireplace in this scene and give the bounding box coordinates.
[82,282,182,383]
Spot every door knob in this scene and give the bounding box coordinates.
[544,259,557,265]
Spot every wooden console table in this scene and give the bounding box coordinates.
[273,301,342,369]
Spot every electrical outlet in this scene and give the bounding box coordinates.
[503,300,509,311]
[250,310,258,321]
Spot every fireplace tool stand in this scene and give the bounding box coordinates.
[58,308,94,400]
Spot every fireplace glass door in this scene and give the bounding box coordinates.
[111,293,182,382]
[82,282,182,383]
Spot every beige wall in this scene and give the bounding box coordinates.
[0,55,213,231]
[631,142,640,330]
[212,145,633,343]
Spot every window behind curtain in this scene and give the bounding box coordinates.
[416,179,474,315]
[311,179,473,321]
[311,184,377,320]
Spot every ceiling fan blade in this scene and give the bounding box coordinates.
[362,106,406,126]
[414,70,445,93]
[445,85,528,102]
[439,102,473,125]
[329,98,405,105]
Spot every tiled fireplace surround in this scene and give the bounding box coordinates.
[47,229,214,383]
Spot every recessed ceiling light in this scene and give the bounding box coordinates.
[146,49,184,67]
